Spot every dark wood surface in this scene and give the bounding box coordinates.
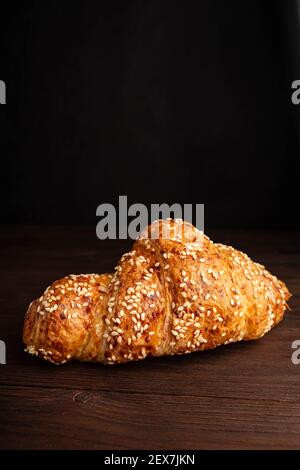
[0,226,299,450]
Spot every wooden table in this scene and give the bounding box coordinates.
[0,226,299,450]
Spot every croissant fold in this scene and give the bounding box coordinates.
[23,219,291,365]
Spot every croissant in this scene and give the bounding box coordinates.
[23,219,291,365]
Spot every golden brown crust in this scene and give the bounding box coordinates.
[23,273,111,364]
[23,219,291,365]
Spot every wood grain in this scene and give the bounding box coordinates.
[0,226,299,449]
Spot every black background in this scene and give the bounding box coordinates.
[1,0,299,228]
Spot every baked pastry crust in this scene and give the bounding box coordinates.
[23,219,291,365]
